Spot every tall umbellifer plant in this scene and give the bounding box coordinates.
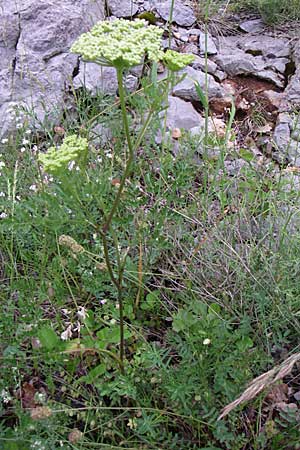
[39,18,193,373]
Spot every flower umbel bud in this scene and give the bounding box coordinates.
[38,135,88,174]
[71,18,164,69]
[58,235,85,254]
[163,50,194,71]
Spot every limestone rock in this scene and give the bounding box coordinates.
[198,32,218,55]
[151,0,196,26]
[164,96,203,130]
[0,0,105,135]
[284,70,300,109]
[238,35,290,58]
[90,123,113,145]
[73,63,138,95]
[107,0,139,17]
[284,41,300,107]
[239,19,265,33]
[273,114,300,165]
[191,55,226,81]
[172,66,224,102]
[214,35,290,88]
[290,115,300,142]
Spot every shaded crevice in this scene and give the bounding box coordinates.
[72,57,80,79]
[284,60,296,87]
[11,12,22,84]
[245,49,263,56]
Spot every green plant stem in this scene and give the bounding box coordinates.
[103,68,134,234]
[100,68,157,373]
[100,67,136,374]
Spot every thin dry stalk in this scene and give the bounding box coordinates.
[218,352,300,420]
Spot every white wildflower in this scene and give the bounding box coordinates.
[0,389,12,404]
[203,338,211,346]
[0,212,8,219]
[68,160,76,171]
[60,324,73,341]
[77,306,88,321]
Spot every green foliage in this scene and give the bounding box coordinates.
[1,14,300,450]
[232,0,300,23]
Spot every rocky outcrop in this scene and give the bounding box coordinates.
[214,35,290,88]
[0,0,105,139]
[149,0,196,26]
[0,0,300,171]
[172,66,224,101]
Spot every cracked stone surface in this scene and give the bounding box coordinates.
[0,0,105,138]
[107,0,139,17]
[164,96,202,130]
[172,66,224,102]
[214,35,290,88]
[73,63,138,95]
[149,0,196,26]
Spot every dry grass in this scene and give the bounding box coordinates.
[219,351,300,419]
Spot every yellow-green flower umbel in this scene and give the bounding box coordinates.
[39,135,88,174]
[70,18,164,70]
[163,49,194,72]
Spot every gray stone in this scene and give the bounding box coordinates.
[255,69,285,88]
[267,58,289,74]
[239,19,265,34]
[90,123,113,145]
[198,32,218,55]
[284,70,300,109]
[291,118,300,142]
[172,66,224,102]
[273,122,291,152]
[292,40,300,65]
[214,35,289,88]
[181,43,199,55]
[273,116,300,165]
[161,37,179,50]
[155,95,203,145]
[242,36,290,58]
[291,132,300,142]
[164,96,203,130]
[73,63,138,95]
[184,28,202,37]
[191,55,226,81]
[224,159,247,176]
[150,0,196,26]
[214,42,265,76]
[0,0,105,134]
[107,0,139,17]
[279,173,300,193]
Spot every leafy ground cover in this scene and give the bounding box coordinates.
[1,4,300,450]
[196,0,300,23]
